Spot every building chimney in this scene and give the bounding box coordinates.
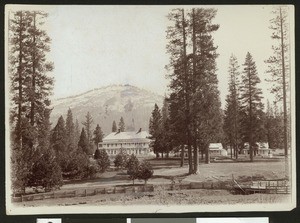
[136,128,142,134]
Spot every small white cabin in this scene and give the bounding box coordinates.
[209,143,228,156]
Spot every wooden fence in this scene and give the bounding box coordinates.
[232,179,291,195]
[12,179,289,203]
[12,182,230,203]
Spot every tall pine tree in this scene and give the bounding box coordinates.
[93,124,104,148]
[50,116,68,170]
[240,52,265,162]
[82,111,93,152]
[65,108,75,151]
[149,104,163,158]
[118,117,125,132]
[265,6,290,156]
[78,128,90,155]
[112,120,117,132]
[224,55,242,159]
[9,10,57,192]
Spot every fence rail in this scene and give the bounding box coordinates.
[12,179,290,203]
[12,182,231,203]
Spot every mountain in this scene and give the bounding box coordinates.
[50,84,164,135]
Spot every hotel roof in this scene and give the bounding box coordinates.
[103,130,151,141]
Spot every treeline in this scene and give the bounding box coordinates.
[8,11,107,194]
[9,11,57,194]
[148,7,290,174]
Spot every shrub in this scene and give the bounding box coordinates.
[27,149,63,190]
[138,160,153,184]
[127,154,140,185]
[96,149,110,173]
[114,150,129,170]
[83,162,99,179]
[94,148,101,159]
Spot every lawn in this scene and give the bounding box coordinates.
[58,157,287,191]
[14,157,290,207]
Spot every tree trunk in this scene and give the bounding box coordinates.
[181,9,193,174]
[193,143,199,174]
[205,146,210,164]
[279,7,288,157]
[191,9,199,175]
[17,12,23,145]
[156,152,159,158]
[30,11,36,126]
[180,146,184,167]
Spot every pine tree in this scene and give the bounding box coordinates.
[75,119,80,143]
[9,10,57,192]
[265,101,284,150]
[95,149,110,173]
[114,149,130,170]
[26,11,54,127]
[118,117,125,132]
[94,148,101,159]
[82,111,93,143]
[166,8,194,173]
[167,8,221,173]
[78,128,90,155]
[224,55,242,159]
[50,116,67,170]
[112,120,117,132]
[9,11,31,137]
[82,111,93,153]
[149,104,163,158]
[65,108,75,151]
[161,97,172,157]
[265,6,290,156]
[169,92,187,167]
[93,124,104,148]
[27,148,62,190]
[240,52,265,162]
[188,8,221,170]
[127,154,140,185]
[138,161,153,184]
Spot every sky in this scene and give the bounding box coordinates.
[7,5,294,108]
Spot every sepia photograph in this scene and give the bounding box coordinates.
[5,5,295,214]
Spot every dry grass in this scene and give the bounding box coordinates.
[15,158,289,207]
[16,188,290,207]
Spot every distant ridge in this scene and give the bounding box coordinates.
[51,84,164,135]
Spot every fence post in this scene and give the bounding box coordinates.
[85,189,87,197]
[21,195,23,202]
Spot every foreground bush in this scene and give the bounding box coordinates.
[127,154,140,184]
[114,149,130,170]
[138,160,154,184]
[95,149,110,173]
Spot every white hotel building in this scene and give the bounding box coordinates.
[98,129,152,156]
